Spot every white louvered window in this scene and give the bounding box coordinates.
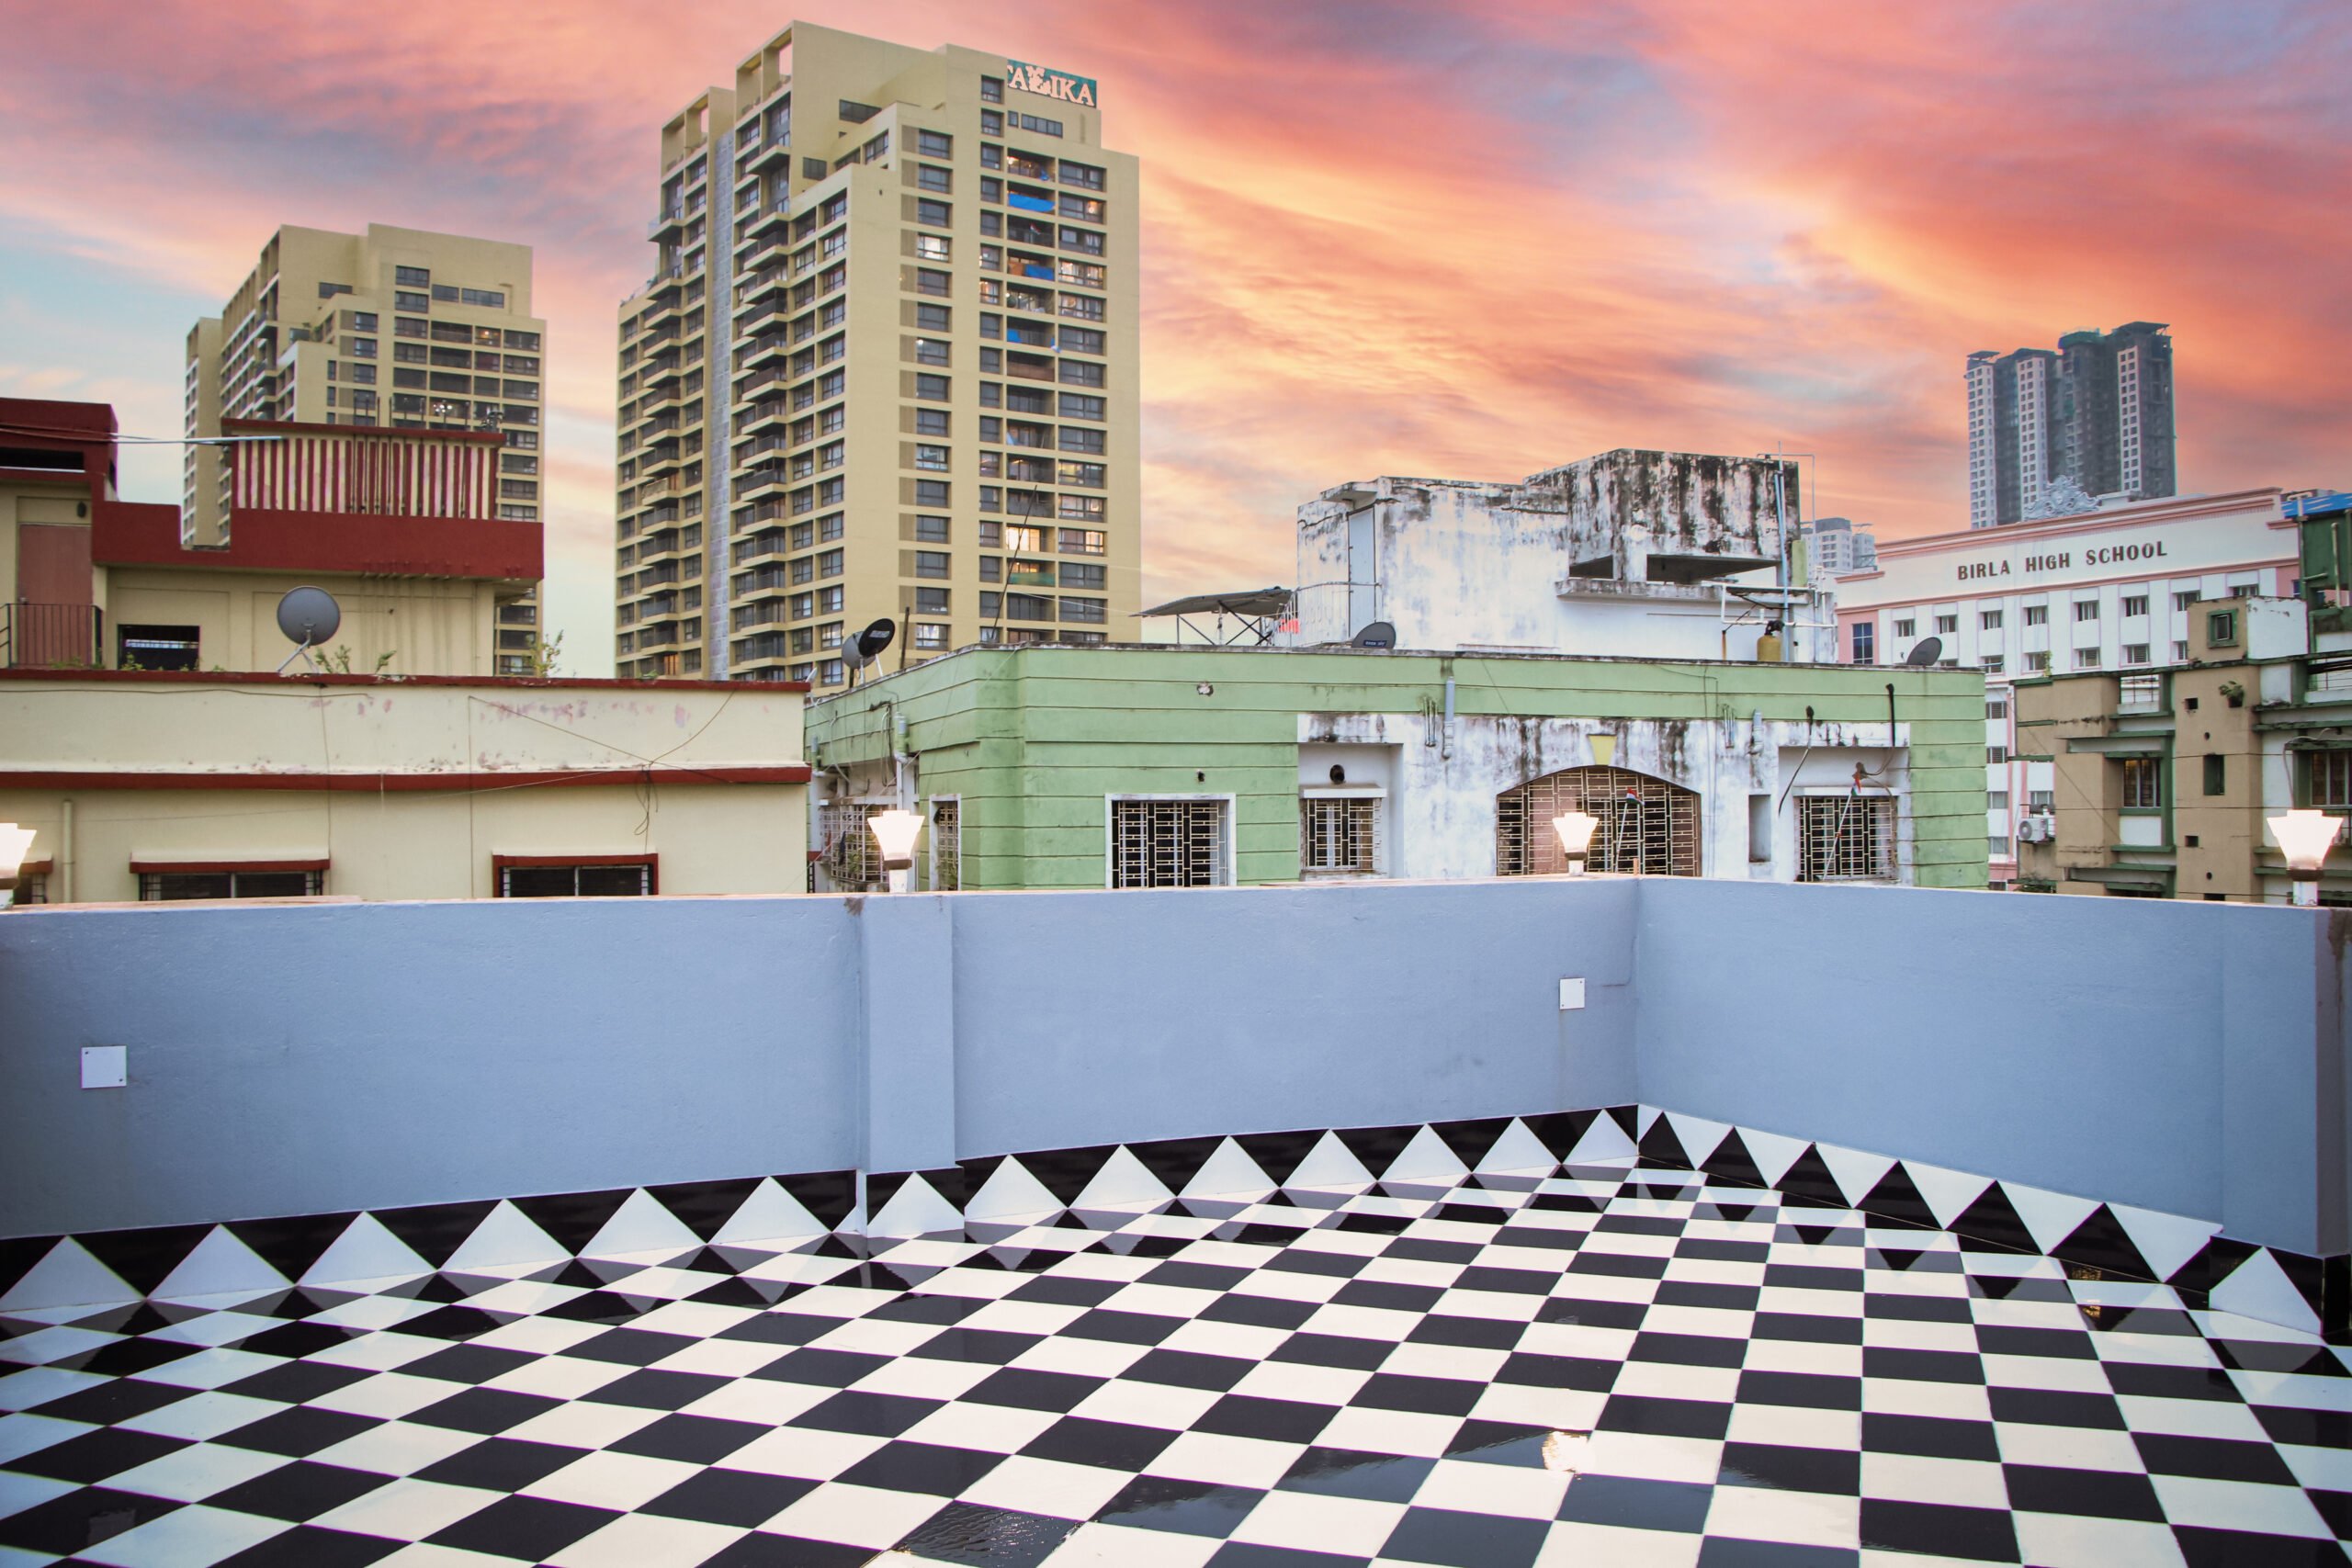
[1109,797,1229,888]
[1300,794,1382,876]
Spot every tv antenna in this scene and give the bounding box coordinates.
[844,617,896,689]
[1351,620,1396,649]
[1903,636,1944,668]
[275,586,342,674]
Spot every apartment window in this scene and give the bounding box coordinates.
[345,363,377,385]
[912,337,950,366]
[1988,791,2010,810]
[394,290,429,313]
[1110,798,1229,888]
[1851,624,1874,665]
[504,329,540,351]
[1016,114,1064,137]
[981,77,1004,104]
[2203,754,2226,795]
[1978,609,2003,632]
[1057,460,1105,489]
[394,343,427,364]
[915,302,952,333]
[914,514,950,543]
[1059,527,1106,556]
[2023,604,2048,626]
[496,858,654,897]
[2174,591,2200,612]
[914,551,951,579]
[820,513,844,541]
[1061,562,1106,591]
[1796,796,1894,883]
[821,660,845,685]
[2072,600,2099,623]
[431,284,459,302]
[914,479,951,508]
[139,865,325,900]
[1983,656,2005,674]
[2023,651,2051,671]
[2207,610,2238,648]
[1986,698,2008,719]
[2029,789,2054,810]
[347,337,378,358]
[2306,751,2352,807]
[915,129,953,159]
[2121,594,2149,617]
[1893,618,1916,637]
[1059,392,1105,421]
[2123,644,2151,665]
[1060,596,1105,623]
[1987,746,2007,764]
[914,623,949,649]
[914,409,950,439]
[1935,614,1958,635]
[2120,756,2162,810]
[915,234,951,262]
[394,316,426,339]
[395,265,430,287]
[2074,649,2100,671]
[914,373,950,401]
[917,164,952,194]
[1059,358,1104,388]
[915,267,951,298]
[1301,795,1381,876]
[915,198,952,228]
[1059,159,1106,190]
[2172,640,2189,662]
[818,549,843,577]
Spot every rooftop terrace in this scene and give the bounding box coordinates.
[2,878,2346,1564]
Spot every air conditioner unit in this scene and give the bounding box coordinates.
[2017,816,2055,844]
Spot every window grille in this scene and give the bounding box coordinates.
[931,798,961,891]
[1300,796,1380,875]
[819,802,888,889]
[1496,766,1699,876]
[139,869,324,901]
[1110,798,1227,888]
[1796,795,1895,883]
[2309,751,2352,809]
[496,863,651,897]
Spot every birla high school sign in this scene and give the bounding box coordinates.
[1954,540,2171,581]
[1005,60,1099,107]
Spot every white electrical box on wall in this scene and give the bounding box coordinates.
[81,1046,127,1089]
[1559,978,1587,1011]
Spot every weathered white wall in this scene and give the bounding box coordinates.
[1301,711,1913,883]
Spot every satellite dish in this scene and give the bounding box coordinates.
[850,617,897,668]
[277,586,342,646]
[1904,637,1944,667]
[275,586,342,674]
[1352,620,1396,649]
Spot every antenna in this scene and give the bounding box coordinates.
[1903,636,1944,667]
[843,616,896,689]
[1351,620,1396,649]
[274,586,342,675]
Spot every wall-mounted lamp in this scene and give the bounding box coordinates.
[0,823,36,909]
[1553,812,1600,875]
[1589,734,1616,769]
[867,808,925,895]
[2267,808,2340,908]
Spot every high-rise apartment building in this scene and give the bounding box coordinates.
[185,224,548,671]
[1965,322,2176,528]
[612,22,1140,682]
[1801,515,1876,578]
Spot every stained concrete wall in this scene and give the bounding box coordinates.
[2,880,2343,1262]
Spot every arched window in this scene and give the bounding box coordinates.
[1497,765,1701,877]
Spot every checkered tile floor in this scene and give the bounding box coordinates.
[3,1160,2346,1567]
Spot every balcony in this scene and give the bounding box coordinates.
[647,206,685,241]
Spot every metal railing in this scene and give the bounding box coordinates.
[3,602,103,668]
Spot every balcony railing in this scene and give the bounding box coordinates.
[4,602,103,669]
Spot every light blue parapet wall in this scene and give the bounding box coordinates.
[0,880,2343,1260]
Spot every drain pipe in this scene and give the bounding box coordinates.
[1442,676,1455,761]
[1886,683,1897,750]
[60,798,74,905]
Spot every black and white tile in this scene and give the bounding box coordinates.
[3,1104,2341,1341]
[5,1155,2346,1566]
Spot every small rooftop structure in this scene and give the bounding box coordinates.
[1290,449,1831,661]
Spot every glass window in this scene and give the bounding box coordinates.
[2120,756,2162,809]
[395,265,430,287]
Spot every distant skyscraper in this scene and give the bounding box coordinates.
[1965,322,2175,528]
[1802,516,1875,578]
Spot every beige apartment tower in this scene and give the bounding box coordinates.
[185,224,549,673]
[614,22,1141,682]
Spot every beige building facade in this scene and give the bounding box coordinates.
[2012,595,2345,902]
[0,671,809,906]
[614,21,1140,684]
[185,224,548,672]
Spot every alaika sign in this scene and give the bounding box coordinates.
[1006,59,1099,107]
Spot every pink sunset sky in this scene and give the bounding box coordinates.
[2,0,2344,672]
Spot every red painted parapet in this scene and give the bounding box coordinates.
[221,419,503,520]
[93,501,540,581]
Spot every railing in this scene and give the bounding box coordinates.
[3,602,103,669]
